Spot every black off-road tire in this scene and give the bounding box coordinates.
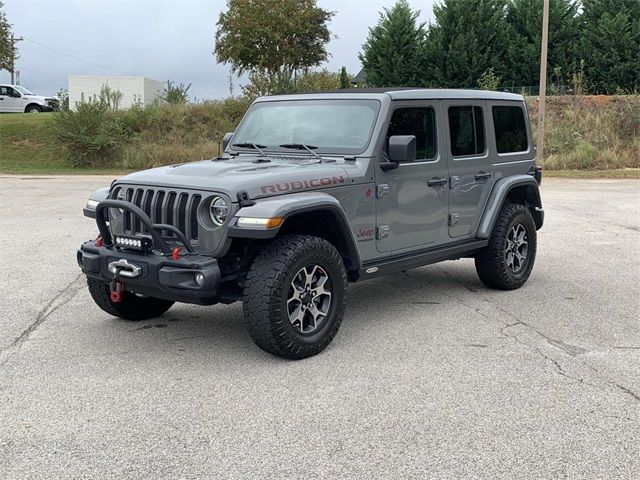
[475,203,537,290]
[87,278,174,320]
[243,234,348,360]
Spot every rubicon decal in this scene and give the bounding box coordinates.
[261,176,345,194]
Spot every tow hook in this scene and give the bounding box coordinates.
[110,277,124,303]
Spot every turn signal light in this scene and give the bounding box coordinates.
[236,216,283,229]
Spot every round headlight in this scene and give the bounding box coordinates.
[209,196,229,226]
[110,188,126,217]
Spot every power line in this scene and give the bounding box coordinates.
[22,36,121,75]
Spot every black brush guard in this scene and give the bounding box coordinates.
[95,200,197,255]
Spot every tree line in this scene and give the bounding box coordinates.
[215,0,639,95]
[360,0,639,94]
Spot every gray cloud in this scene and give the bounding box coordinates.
[2,0,435,99]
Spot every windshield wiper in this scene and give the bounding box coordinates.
[278,143,321,159]
[232,142,268,157]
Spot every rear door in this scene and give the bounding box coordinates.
[444,102,494,237]
[376,102,448,252]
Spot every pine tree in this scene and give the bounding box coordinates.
[579,0,640,93]
[358,0,427,87]
[425,0,509,88]
[503,0,579,90]
[339,66,350,89]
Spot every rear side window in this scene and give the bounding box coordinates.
[387,107,437,160]
[492,105,528,153]
[448,106,485,157]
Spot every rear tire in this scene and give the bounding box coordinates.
[475,203,537,290]
[243,234,347,359]
[87,278,174,320]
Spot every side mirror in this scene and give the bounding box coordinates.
[222,132,234,151]
[11,91,21,98]
[388,135,416,163]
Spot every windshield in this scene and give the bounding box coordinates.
[232,99,381,155]
[15,86,34,95]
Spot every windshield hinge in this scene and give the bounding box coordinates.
[237,191,255,208]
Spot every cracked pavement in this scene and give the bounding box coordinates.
[1,175,639,479]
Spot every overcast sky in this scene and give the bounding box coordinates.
[2,0,436,99]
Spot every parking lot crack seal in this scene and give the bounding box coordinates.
[0,273,85,367]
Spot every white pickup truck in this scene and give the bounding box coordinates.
[0,84,59,113]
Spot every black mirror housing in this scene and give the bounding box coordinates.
[388,135,417,163]
[222,132,234,151]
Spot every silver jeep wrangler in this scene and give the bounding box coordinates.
[78,89,544,359]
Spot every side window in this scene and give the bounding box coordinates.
[448,106,485,157]
[492,105,528,153]
[387,107,437,160]
[0,87,8,96]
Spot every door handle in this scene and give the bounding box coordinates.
[427,177,447,187]
[475,172,492,180]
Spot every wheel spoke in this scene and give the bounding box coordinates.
[506,252,515,269]
[303,266,315,287]
[289,305,304,326]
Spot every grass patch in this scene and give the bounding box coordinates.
[0,113,69,173]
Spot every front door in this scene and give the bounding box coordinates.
[0,86,23,112]
[444,101,494,237]
[376,103,448,253]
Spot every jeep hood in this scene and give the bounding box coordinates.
[115,157,358,201]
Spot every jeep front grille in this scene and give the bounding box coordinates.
[118,186,202,242]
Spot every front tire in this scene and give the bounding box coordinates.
[87,278,174,320]
[26,105,43,113]
[243,234,348,359]
[475,203,537,290]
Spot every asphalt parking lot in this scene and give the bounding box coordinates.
[0,175,638,479]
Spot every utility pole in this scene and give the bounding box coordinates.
[9,33,24,84]
[536,0,550,165]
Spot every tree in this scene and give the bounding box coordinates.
[214,0,334,94]
[358,0,427,87]
[578,0,640,93]
[340,66,349,89]
[242,69,341,98]
[503,0,579,89]
[425,0,509,88]
[0,1,16,72]
[478,68,501,90]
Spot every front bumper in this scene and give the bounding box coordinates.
[78,240,221,305]
[78,198,222,305]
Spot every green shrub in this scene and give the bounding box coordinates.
[54,100,130,167]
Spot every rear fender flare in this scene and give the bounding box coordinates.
[477,175,543,239]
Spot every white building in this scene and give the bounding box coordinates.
[68,76,164,110]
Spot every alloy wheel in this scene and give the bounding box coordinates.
[506,223,528,273]
[287,264,332,334]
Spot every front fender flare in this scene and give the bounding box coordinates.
[477,175,543,239]
[228,191,361,268]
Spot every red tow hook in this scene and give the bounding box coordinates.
[110,278,124,303]
[171,247,182,261]
[95,235,104,247]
